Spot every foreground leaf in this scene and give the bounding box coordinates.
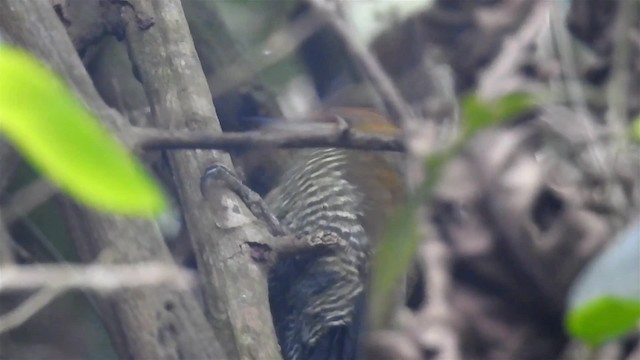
[566,221,640,346]
[0,46,166,216]
[567,297,640,346]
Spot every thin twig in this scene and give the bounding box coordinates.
[606,0,636,135]
[0,287,62,334]
[550,4,608,175]
[1,179,57,226]
[1,125,403,227]
[132,125,405,152]
[477,0,551,100]
[0,263,195,292]
[0,254,195,335]
[305,0,415,125]
[17,216,67,263]
[18,215,109,332]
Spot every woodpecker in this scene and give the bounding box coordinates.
[262,108,404,360]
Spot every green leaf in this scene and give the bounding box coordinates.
[461,93,535,138]
[369,203,418,327]
[369,149,452,328]
[566,222,640,346]
[631,117,640,142]
[461,95,495,136]
[567,297,640,346]
[0,45,166,216]
[494,93,536,121]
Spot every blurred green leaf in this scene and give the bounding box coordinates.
[461,95,495,136]
[461,93,535,138]
[369,203,418,327]
[567,297,640,346]
[0,45,166,216]
[631,117,640,142]
[566,222,640,346]
[494,93,536,121]
[369,148,451,328]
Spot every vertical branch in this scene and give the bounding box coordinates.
[0,1,224,359]
[122,0,282,359]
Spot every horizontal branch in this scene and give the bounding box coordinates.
[132,126,406,152]
[0,263,195,292]
[1,125,404,225]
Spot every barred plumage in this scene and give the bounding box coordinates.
[266,148,367,360]
[266,139,403,360]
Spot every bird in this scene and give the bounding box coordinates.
[256,107,405,360]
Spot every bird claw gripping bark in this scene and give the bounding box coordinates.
[200,165,352,269]
[200,164,287,237]
[304,231,348,248]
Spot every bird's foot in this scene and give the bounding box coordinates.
[200,164,287,237]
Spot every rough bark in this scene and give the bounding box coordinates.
[121,0,282,359]
[0,1,224,359]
